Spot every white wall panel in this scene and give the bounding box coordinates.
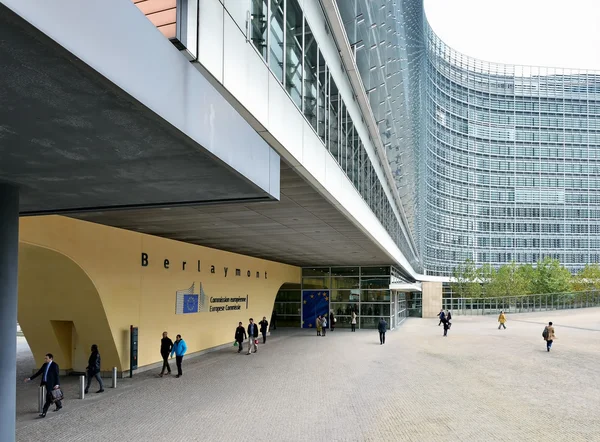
[268,75,304,162]
[324,153,344,204]
[223,14,249,107]
[301,121,326,183]
[223,0,248,36]
[244,48,270,127]
[198,0,224,82]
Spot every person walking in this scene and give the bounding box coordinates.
[235,321,247,353]
[259,316,269,344]
[170,334,187,378]
[543,321,556,352]
[446,310,452,329]
[321,315,327,336]
[330,311,335,331]
[247,318,259,354]
[351,311,357,332]
[84,344,104,394]
[24,353,62,417]
[378,317,387,344]
[316,315,322,336]
[271,310,277,330]
[442,317,449,337]
[438,309,445,326]
[498,311,507,330]
[159,331,173,376]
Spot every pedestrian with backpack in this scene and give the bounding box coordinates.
[542,322,556,352]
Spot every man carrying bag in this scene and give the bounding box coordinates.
[24,353,63,417]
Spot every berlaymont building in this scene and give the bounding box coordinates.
[1,0,600,435]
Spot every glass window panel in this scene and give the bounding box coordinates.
[331,302,359,316]
[269,0,284,82]
[360,266,390,276]
[330,289,361,302]
[361,303,391,317]
[361,277,390,289]
[303,19,318,130]
[302,277,329,289]
[250,0,269,59]
[330,266,360,277]
[285,0,303,108]
[330,277,360,289]
[328,74,339,158]
[360,316,385,329]
[302,267,330,277]
[362,290,390,301]
[317,49,327,143]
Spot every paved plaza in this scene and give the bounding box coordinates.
[15,308,600,441]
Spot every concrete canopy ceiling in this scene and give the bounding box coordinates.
[73,162,400,270]
[0,4,271,214]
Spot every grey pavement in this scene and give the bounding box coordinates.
[14,308,600,441]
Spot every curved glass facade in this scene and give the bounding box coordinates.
[424,24,600,276]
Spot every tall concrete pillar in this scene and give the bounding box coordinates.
[422,282,442,318]
[0,184,19,441]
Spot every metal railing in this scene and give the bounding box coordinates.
[443,291,600,315]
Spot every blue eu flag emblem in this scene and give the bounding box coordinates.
[183,294,199,314]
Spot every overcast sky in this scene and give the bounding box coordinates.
[424,0,600,71]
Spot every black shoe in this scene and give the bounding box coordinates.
[39,413,46,418]
[84,389,89,394]
[53,406,62,412]
[96,389,104,393]
[176,375,180,378]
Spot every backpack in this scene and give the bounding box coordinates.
[542,326,549,340]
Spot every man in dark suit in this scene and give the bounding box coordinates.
[25,353,62,417]
[246,318,259,355]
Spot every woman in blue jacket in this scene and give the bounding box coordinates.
[170,334,187,378]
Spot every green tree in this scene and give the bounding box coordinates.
[478,263,496,297]
[573,263,600,292]
[451,259,481,298]
[489,261,531,297]
[532,257,573,294]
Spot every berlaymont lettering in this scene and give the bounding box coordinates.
[140,252,268,279]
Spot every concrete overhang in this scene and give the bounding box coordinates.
[0,0,279,214]
[389,282,422,292]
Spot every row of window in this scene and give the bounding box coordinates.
[248,0,420,271]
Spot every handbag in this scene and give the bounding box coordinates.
[233,341,238,347]
[51,388,64,403]
[254,339,259,345]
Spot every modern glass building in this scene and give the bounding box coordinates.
[337,0,600,277]
[423,24,600,276]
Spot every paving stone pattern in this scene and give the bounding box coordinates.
[15,308,600,441]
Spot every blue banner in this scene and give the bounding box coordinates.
[302,290,329,329]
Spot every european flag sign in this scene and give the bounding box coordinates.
[176,284,199,314]
[183,294,199,314]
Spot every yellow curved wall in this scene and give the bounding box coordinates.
[19,215,301,371]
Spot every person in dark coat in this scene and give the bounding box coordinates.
[159,331,173,377]
[271,310,278,330]
[85,344,104,394]
[259,316,269,344]
[246,318,259,354]
[330,311,335,331]
[24,353,62,417]
[438,309,445,326]
[235,321,247,353]
[378,317,388,344]
[443,317,450,337]
[446,310,452,329]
